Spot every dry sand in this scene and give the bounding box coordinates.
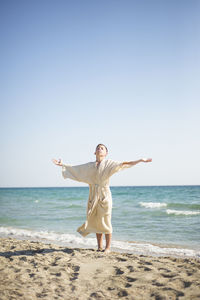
[0,237,200,300]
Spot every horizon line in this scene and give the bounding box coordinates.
[0,184,200,189]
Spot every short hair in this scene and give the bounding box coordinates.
[96,143,108,153]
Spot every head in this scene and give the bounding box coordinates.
[94,143,108,158]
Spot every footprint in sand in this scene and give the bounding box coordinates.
[30,259,37,268]
[55,286,65,294]
[115,267,124,275]
[138,266,152,271]
[150,292,167,300]
[161,273,176,278]
[19,256,27,262]
[116,256,127,262]
[70,272,79,281]
[151,280,164,287]
[71,285,76,292]
[126,276,137,283]
[162,287,184,297]
[14,268,21,273]
[139,260,152,266]
[125,283,132,288]
[143,267,152,271]
[127,265,134,272]
[158,267,170,272]
[50,272,62,277]
[123,277,137,292]
[70,265,80,281]
[186,271,194,276]
[118,290,128,297]
[72,265,80,272]
[183,281,192,288]
[170,278,193,290]
[90,291,105,298]
[26,268,31,273]
[107,287,115,291]
[151,289,184,300]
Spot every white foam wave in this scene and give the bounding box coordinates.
[0,226,96,248]
[0,226,199,259]
[140,202,167,209]
[112,240,200,259]
[166,209,200,216]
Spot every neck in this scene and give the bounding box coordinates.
[96,155,105,163]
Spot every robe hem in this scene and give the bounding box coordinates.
[77,228,112,237]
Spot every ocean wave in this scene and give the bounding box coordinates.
[166,209,200,216]
[168,203,200,210]
[66,204,85,209]
[0,226,96,247]
[0,226,199,258]
[139,202,167,209]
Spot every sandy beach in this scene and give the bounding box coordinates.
[0,238,199,299]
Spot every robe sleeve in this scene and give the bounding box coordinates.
[108,159,134,177]
[62,162,92,184]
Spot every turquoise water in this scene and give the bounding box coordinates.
[0,186,200,257]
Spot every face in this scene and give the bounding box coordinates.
[95,144,108,157]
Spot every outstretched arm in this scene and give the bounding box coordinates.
[52,158,91,184]
[122,158,152,167]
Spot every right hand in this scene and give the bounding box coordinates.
[52,158,63,166]
[141,158,152,163]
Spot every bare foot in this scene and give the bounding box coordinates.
[97,247,103,252]
[104,248,111,254]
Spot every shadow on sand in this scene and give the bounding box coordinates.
[0,246,95,258]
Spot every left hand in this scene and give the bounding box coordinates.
[141,158,152,163]
[52,158,63,166]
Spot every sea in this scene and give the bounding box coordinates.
[0,186,200,258]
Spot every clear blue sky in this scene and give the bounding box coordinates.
[1,0,200,187]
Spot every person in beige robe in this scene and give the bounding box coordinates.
[52,143,152,253]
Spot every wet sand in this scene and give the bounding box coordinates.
[0,237,200,299]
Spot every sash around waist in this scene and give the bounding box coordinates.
[87,183,110,216]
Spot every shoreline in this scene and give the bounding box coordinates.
[0,237,200,300]
[1,227,200,260]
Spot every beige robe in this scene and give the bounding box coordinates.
[62,158,133,237]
